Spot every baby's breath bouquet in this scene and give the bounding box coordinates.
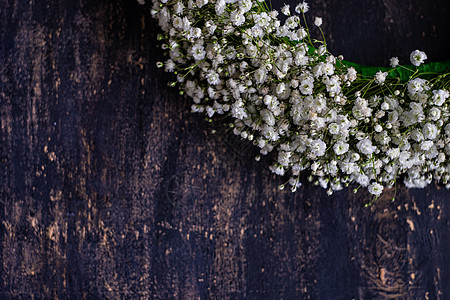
[145,0,450,198]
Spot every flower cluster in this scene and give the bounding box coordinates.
[146,0,450,197]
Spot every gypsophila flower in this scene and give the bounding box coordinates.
[368,182,383,196]
[230,10,245,26]
[333,140,349,155]
[310,139,326,157]
[295,1,309,13]
[374,71,388,85]
[410,50,428,66]
[357,139,376,155]
[190,43,206,60]
[390,57,399,67]
[314,17,322,27]
[423,123,439,140]
[281,4,290,16]
[432,89,449,106]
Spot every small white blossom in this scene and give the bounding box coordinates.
[432,89,449,106]
[347,67,357,82]
[310,139,326,157]
[389,57,399,67]
[423,123,439,140]
[357,139,376,155]
[206,71,220,85]
[410,50,427,67]
[429,107,441,121]
[215,0,226,15]
[328,123,340,135]
[239,0,253,12]
[314,17,322,27]
[230,10,245,26]
[368,182,383,196]
[281,4,290,16]
[374,124,383,132]
[295,2,309,13]
[387,148,400,159]
[190,43,205,60]
[333,140,349,155]
[374,71,388,85]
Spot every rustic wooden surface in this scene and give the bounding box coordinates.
[1,0,449,298]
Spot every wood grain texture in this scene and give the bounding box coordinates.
[0,0,449,299]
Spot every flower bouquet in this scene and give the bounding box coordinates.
[145,0,450,198]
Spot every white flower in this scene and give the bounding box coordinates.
[260,109,275,126]
[420,141,434,151]
[390,57,399,67]
[351,152,360,162]
[317,43,327,54]
[173,1,185,15]
[314,17,322,27]
[410,128,424,142]
[381,101,390,110]
[423,123,439,140]
[276,82,286,95]
[368,182,383,196]
[299,79,314,95]
[278,151,292,167]
[181,16,191,30]
[289,177,302,190]
[295,28,308,41]
[428,107,441,121]
[295,2,309,13]
[230,10,245,26]
[206,71,220,85]
[410,50,427,67]
[374,124,383,132]
[354,173,370,187]
[239,0,253,12]
[387,148,400,159]
[281,4,290,16]
[333,140,349,155]
[374,71,388,85]
[254,68,267,84]
[231,100,247,120]
[357,139,376,155]
[347,67,357,82]
[323,63,335,76]
[215,0,226,15]
[187,27,202,41]
[206,106,215,117]
[270,165,285,176]
[328,123,340,135]
[246,43,258,57]
[285,16,299,29]
[407,78,428,96]
[310,139,326,157]
[190,43,206,60]
[164,59,176,72]
[352,98,372,120]
[255,12,270,27]
[196,0,208,8]
[432,89,449,106]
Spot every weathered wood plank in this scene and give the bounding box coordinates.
[0,0,449,299]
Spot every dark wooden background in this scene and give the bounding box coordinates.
[1,0,449,299]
